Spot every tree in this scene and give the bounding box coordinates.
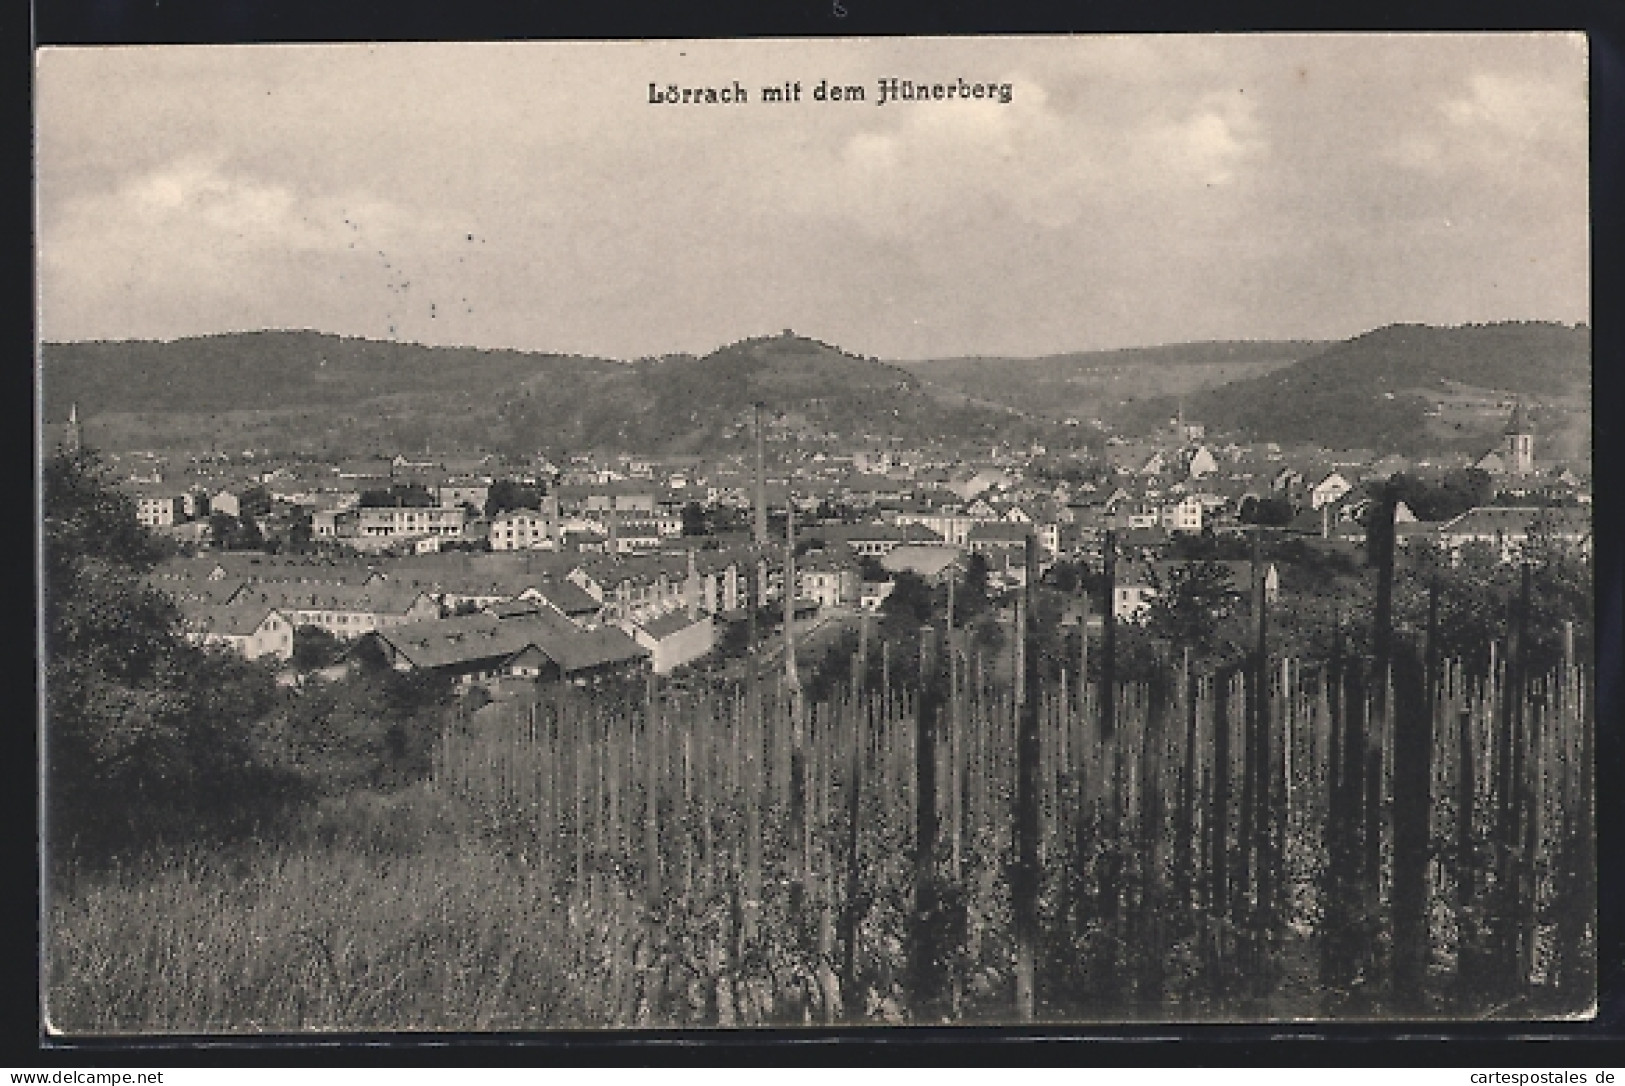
[485,478,546,517]
[361,484,436,509]
[44,450,295,858]
[1390,515,1593,677]
[281,511,315,552]
[1371,469,1492,525]
[210,512,265,551]
[237,485,273,518]
[1043,557,1106,600]
[880,571,936,639]
[955,552,992,624]
[1239,495,1296,526]
[44,449,168,574]
[260,665,454,794]
[1144,560,1247,661]
[292,625,344,671]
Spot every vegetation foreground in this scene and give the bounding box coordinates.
[43,450,1594,1032]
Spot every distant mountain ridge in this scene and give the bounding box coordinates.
[896,341,1331,423]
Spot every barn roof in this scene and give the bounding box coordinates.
[179,600,284,637]
[635,610,709,640]
[240,581,432,614]
[374,609,647,674]
[967,522,1032,543]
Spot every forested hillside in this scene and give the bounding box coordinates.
[899,340,1327,422]
[1121,321,1590,453]
[42,330,1069,458]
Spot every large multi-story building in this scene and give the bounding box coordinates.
[489,509,556,551]
[355,504,466,540]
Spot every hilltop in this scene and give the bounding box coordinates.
[1119,321,1590,455]
[500,331,1063,455]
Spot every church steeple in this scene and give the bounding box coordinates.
[1505,402,1534,476]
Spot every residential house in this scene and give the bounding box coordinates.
[128,481,185,529]
[890,509,974,547]
[796,548,861,609]
[1112,568,1160,623]
[946,468,1013,502]
[859,581,895,612]
[437,482,491,511]
[555,483,659,519]
[335,458,394,483]
[178,600,295,661]
[604,518,666,554]
[1115,501,1162,531]
[1160,495,1205,534]
[1271,467,1305,495]
[803,522,944,557]
[966,521,1033,573]
[1309,472,1354,510]
[623,610,716,674]
[1181,446,1220,480]
[880,545,967,585]
[312,508,360,540]
[523,579,605,627]
[236,582,440,638]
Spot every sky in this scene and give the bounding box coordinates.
[35,34,1589,361]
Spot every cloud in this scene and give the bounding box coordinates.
[1386,65,1586,180]
[782,71,1270,249]
[46,156,413,259]
[1131,92,1264,187]
[38,156,435,341]
[1443,70,1568,142]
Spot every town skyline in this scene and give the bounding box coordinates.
[37,35,1587,361]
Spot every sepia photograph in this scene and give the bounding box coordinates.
[36,34,1594,1033]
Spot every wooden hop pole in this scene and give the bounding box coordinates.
[1013,534,1042,1022]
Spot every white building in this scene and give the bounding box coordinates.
[1160,495,1205,533]
[1309,472,1353,510]
[490,509,556,551]
[356,504,466,540]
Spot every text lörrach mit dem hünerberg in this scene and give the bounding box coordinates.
[648,78,1015,106]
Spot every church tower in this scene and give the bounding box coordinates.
[64,402,82,455]
[1504,402,1534,476]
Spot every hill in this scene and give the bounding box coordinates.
[41,322,1591,461]
[1120,322,1591,455]
[40,330,623,420]
[498,331,1060,455]
[898,341,1330,423]
[41,330,1065,458]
